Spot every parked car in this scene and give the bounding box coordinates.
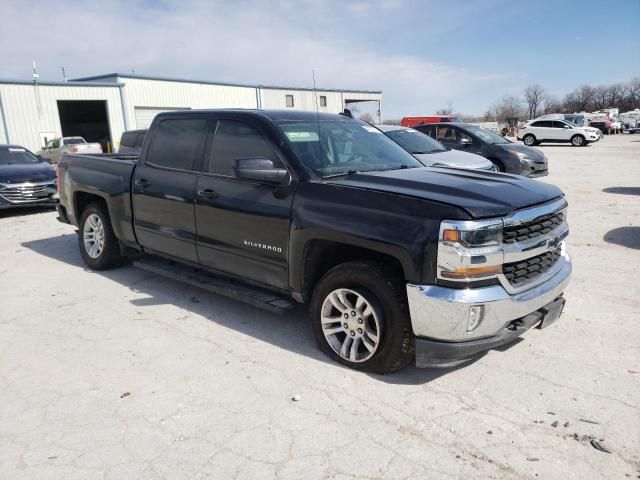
[37,136,102,165]
[414,122,548,176]
[530,115,602,140]
[376,125,497,171]
[56,109,571,373]
[619,109,640,130]
[118,129,147,154]
[518,119,599,146]
[400,115,460,127]
[609,117,623,133]
[0,144,57,209]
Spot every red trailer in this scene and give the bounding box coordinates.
[400,115,460,127]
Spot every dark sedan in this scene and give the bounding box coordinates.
[413,123,548,177]
[0,145,57,209]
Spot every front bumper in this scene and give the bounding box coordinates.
[407,251,571,367]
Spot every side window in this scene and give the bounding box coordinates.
[285,95,294,108]
[436,126,456,142]
[552,121,568,129]
[209,120,280,177]
[52,139,60,149]
[455,130,473,144]
[146,118,208,171]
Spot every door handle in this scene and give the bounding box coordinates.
[197,189,219,199]
[135,178,151,188]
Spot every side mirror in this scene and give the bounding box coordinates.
[563,125,571,129]
[460,137,472,145]
[233,158,289,184]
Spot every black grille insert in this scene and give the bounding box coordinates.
[502,248,561,286]
[503,210,564,244]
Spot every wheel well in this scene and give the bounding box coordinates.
[301,240,404,301]
[487,157,505,172]
[74,192,107,221]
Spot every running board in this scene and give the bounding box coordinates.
[133,257,296,315]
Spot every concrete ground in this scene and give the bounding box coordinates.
[1,134,639,480]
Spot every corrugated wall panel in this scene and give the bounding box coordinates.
[0,84,125,152]
[119,78,259,129]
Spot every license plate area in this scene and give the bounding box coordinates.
[537,297,565,329]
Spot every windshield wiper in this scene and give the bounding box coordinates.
[322,169,360,179]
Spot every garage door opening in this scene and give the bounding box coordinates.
[57,100,111,152]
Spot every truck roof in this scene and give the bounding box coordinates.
[156,109,354,123]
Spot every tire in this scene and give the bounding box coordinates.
[571,134,585,147]
[310,260,414,374]
[78,203,124,270]
[488,158,505,172]
[523,134,536,146]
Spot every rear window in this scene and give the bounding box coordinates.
[120,132,137,147]
[146,118,208,171]
[64,138,85,145]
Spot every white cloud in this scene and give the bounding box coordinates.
[0,0,515,117]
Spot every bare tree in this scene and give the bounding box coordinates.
[592,86,609,110]
[358,112,375,124]
[492,95,524,123]
[436,101,454,115]
[541,95,562,115]
[381,119,401,125]
[524,85,546,119]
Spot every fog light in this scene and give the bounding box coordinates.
[468,305,484,332]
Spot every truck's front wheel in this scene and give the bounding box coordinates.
[79,203,124,270]
[310,261,415,374]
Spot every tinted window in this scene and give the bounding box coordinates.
[147,118,207,170]
[532,120,553,128]
[552,121,569,128]
[209,120,279,176]
[64,138,85,145]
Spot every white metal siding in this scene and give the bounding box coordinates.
[134,107,186,129]
[120,77,258,129]
[0,83,125,152]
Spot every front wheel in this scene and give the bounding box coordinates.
[310,261,414,374]
[523,134,536,146]
[79,203,124,270]
[571,135,585,147]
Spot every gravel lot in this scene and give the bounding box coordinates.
[1,134,639,479]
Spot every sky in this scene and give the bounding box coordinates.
[1,0,639,119]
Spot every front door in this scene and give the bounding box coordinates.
[132,114,210,263]
[194,116,295,289]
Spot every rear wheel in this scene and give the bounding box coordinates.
[571,134,585,147]
[310,260,414,374]
[79,203,124,270]
[523,134,536,146]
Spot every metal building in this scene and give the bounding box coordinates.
[0,73,382,152]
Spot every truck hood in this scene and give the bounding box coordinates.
[0,161,56,184]
[326,167,563,218]
[415,150,494,169]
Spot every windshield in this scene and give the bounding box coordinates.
[465,125,511,144]
[279,120,423,177]
[385,128,447,154]
[64,137,85,145]
[0,147,42,165]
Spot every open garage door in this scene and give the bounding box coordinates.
[57,100,111,152]
[134,107,188,129]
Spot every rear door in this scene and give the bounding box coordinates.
[529,120,553,140]
[194,115,295,289]
[132,114,210,263]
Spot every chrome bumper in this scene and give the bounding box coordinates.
[406,250,571,342]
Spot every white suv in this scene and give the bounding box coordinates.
[518,119,599,147]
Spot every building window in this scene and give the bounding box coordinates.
[319,95,327,107]
[286,95,294,108]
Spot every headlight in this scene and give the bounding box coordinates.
[508,150,534,161]
[438,220,503,281]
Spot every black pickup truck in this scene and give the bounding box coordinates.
[57,110,572,373]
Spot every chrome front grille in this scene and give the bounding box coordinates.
[0,181,55,204]
[503,210,565,244]
[502,247,562,287]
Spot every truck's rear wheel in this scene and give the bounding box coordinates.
[310,261,414,374]
[79,203,124,270]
